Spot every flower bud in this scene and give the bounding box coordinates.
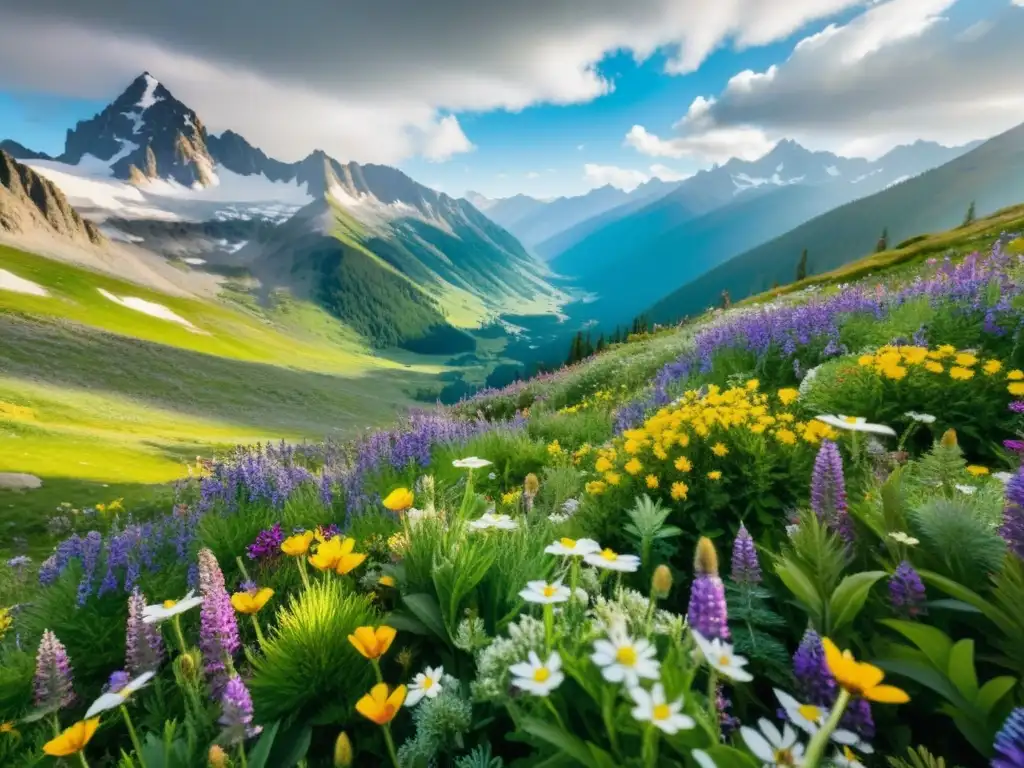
[333,732,353,767]
[652,565,672,598]
[694,536,719,577]
[940,428,958,448]
[208,744,229,768]
[524,473,540,498]
[177,650,198,681]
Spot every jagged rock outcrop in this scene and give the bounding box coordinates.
[0,150,104,245]
[0,140,53,161]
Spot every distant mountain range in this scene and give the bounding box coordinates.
[532,137,981,324]
[2,73,559,352]
[648,120,1024,323]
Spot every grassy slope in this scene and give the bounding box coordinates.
[0,244,459,539]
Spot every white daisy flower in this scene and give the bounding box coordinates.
[405,508,436,528]
[453,456,493,469]
[141,591,203,624]
[85,671,156,718]
[544,537,601,557]
[692,749,717,768]
[469,512,519,530]
[519,580,571,605]
[509,651,564,697]
[590,626,660,686]
[832,745,867,767]
[405,665,445,707]
[629,683,695,734]
[561,498,581,515]
[691,631,753,682]
[887,531,919,546]
[740,719,806,766]
[548,513,570,524]
[955,484,977,495]
[774,689,862,747]
[994,471,1013,484]
[815,415,896,437]
[583,547,641,572]
[904,411,936,424]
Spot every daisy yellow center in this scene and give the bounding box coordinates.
[774,748,796,766]
[652,703,671,721]
[600,548,617,561]
[616,646,638,666]
[422,677,434,689]
[844,416,858,424]
[718,654,731,666]
[163,599,177,609]
[560,537,577,549]
[843,747,856,760]
[542,585,557,597]
[533,668,551,683]
[798,704,822,722]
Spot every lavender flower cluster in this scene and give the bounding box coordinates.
[811,440,854,545]
[38,511,199,603]
[614,242,1024,433]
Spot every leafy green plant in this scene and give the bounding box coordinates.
[454,742,504,768]
[623,495,682,580]
[886,744,966,768]
[248,579,377,722]
[909,498,1006,590]
[725,580,790,685]
[874,619,1017,756]
[397,686,473,767]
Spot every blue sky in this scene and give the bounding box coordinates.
[1,0,1019,200]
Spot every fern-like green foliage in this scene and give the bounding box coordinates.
[886,744,963,768]
[726,583,791,685]
[248,579,377,722]
[623,494,682,577]
[987,555,1024,675]
[397,687,473,767]
[786,508,850,598]
[455,742,504,768]
[911,438,967,495]
[910,498,1006,590]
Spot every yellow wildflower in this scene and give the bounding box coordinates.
[949,366,974,381]
[670,481,688,501]
[547,440,563,456]
[605,472,622,486]
[882,365,907,381]
[775,429,797,445]
[857,355,875,367]
[924,361,944,374]
[624,458,643,476]
[348,625,397,660]
[356,683,407,725]
[595,457,613,473]
[900,347,928,365]
[674,456,693,473]
[955,353,978,367]
[378,575,396,588]
[1008,369,1024,381]
[382,488,414,512]
[983,360,1002,375]
[1010,382,1024,397]
[749,424,767,434]
[310,536,367,575]
[777,388,799,405]
[230,587,274,615]
[281,531,315,557]
[585,480,607,495]
[966,465,989,477]
[707,471,722,481]
[745,379,760,391]
[44,719,100,757]
[645,474,659,489]
[711,443,729,457]
[822,638,909,704]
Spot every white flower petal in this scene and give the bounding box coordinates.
[741,726,776,762]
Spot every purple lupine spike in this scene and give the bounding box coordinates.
[1001,467,1024,560]
[1005,440,1024,454]
[716,684,740,741]
[126,588,164,676]
[198,549,240,692]
[33,630,75,710]
[792,629,837,707]
[219,675,262,745]
[811,440,854,545]
[841,696,875,740]
[687,537,729,641]
[1009,401,1024,415]
[246,523,284,560]
[730,524,761,585]
[889,561,927,619]
[993,707,1024,768]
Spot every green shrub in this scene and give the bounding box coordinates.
[249,579,378,723]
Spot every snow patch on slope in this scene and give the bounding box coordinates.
[851,168,883,184]
[0,268,49,296]
[885,175,910,189]
[732,172,806,194]
[97,287,204,332]
[137,74,163,110]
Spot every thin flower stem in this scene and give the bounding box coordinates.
[543,697,568,732]
[706,669,719,741]
[120,705,148,768]
[50,714,61,739]
[237,743,249,768]
[601,687,622,758]
[250,615,266,647]
[171,616,188,656]
[543,604,554,652]
[641,724,658,768]
[803,688,851,767]
[371,659,384,684]
[77,752,91,768]
[235,556,252,582]
[296,558,311,590]
[381,725,401,768]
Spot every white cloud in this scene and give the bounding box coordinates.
[526,171,541,179]
[583,163,649,191]
[0,0,872,164]
[625,123,776,163]
[420,115,475,161]
[639,0,1024,160]
[649,164,693,181]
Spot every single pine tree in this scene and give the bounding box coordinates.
[720,289,731,308]
[796,249,808,281]
[876,227,888,252]
[595,334,606,353]
[962,200,976,227]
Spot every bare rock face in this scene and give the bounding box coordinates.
[0,150,105,245]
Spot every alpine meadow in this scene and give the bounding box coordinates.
[3,2,1024,767]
